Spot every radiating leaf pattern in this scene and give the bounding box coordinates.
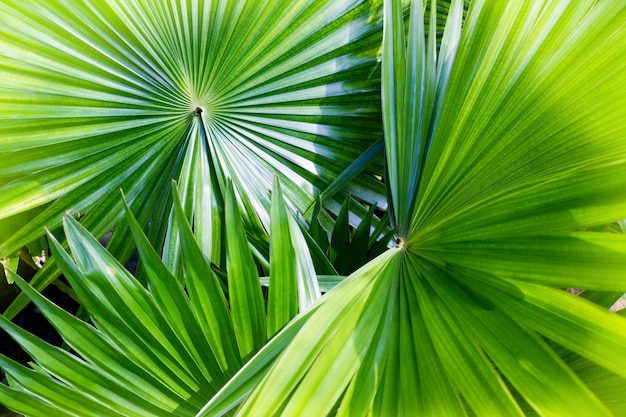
[0,0,389,319]
[2,0,626,416]
[203,1,626,415]
[0,0,386,259]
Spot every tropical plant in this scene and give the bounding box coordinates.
[0,0,387,317]
[2,0,626,416]
[0,180,320,416]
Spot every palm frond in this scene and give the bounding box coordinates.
[0,181,322,416]
[205,1,626,415]
[2,1,626,416]
[0,0,386,316]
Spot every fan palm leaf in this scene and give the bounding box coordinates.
[201,0,626,415]
[0,0,386,315]
[1,0,626,416]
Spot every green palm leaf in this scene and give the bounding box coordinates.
[0,0,386,315]
[0,180,323,415]
[2,0,626,416]
[205,1,626,415]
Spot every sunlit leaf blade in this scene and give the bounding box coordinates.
[398,0,626,414]
[420,232,626,291]
[432,0,463,124]
[6,250,199,414]
[161,116,224,275]
[381,0,461,235]
[278,275,394,417]
[1,273,175,417]
[232,250,400,416]
[287,212,322,310]
[398,283,467,417]
[268,178,299,338]
[58,217,213,409]
[0,121,186,258]
[2,0,626,416]
[13,246,193,410]
[2,132,184,319]
[414,162,626,245]
[411,0,626,237]
[566,352,626,417]
[171,182,241,373]
[0,382,73,417]
[196,305,321,417]
[0,337,122,417]
[410,261,525,416]
[381,0,406,230]
[456,269,626,381]
[417,261,612,417]
[162,127,200,276]
[335,284,395,416]
[194,117,225,264]
[122,193,226,386]
[224,180,267,360]
[3,192,324,416]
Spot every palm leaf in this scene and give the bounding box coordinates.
[267,177,319,337]
[0,0,386,316]
[206,1,626,415]
[2,0,626,416]
[0,180,323,415]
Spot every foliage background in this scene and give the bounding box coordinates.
[1,0,626,416]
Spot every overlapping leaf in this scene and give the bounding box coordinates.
[0,179,323,416]
[2,0,626,416]
[0,0,386,315]
[203,1,626,415]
